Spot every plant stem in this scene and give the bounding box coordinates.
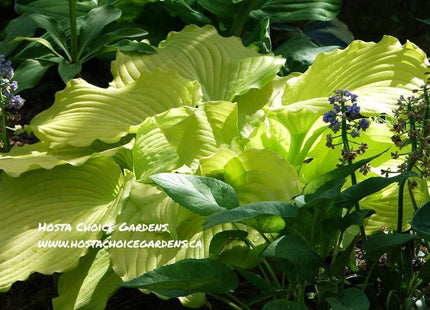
[341,107,366,240]
[0,93,9,152]
[69,0,78,63]
[207,294,244,310]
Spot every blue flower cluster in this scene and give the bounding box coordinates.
[323,89,369,135]
[0,55,24,110]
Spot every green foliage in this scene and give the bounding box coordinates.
[0,5,429,308]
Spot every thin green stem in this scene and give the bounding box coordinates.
[340,107,366,240]
[227,293,253,310]
[207,294,244,310]
[68,0,78,63]
[261,258,281,289]
[0,93,10,152]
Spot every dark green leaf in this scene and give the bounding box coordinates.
[263,299,309,310]
[13,59,53,92]
[326,288,370,310]
[0,15,37,57]
[363,232,417,260]
[411,201,430,240]
[419,260,430,283]
[58,59,82,83]
[304,178,345,204]
[336,172,418,209]
[78,5,122,58]
[304,19,354,47]
[121,259,238,297]
[275,35,339,73]
[326,236,357,277]
[150,173,239,216]
[416,18,430,26]
[116,40,156,54]
[263,236,323,275]
[209,230,248,259]
[197,0,243,18]
[163,0,212,25]
[304,151,386,195]
[251,0,342,23]
[29,14,70,59]
[204,201,297,230]
[15,0,96,17]
[236,268,275,294]
[340,209,375,231]
[243,16,272,53]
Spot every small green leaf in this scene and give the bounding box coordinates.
[196,0,243,18]
[78,5,122,58]
[340,209,375,231]
[13,59,53,92]
[150,173,239,216]
[209,230,248,259]
[204,201,297,230]
[326,288,370,310]
[263,235,323,279]
[363,232,417,260]
[411,201,430,240]
[30,13,71,60]
[336,172,418,209]
[263,299,309,310]
[121,258,239,297]
[115,40,156,53]
[58,59,82,83]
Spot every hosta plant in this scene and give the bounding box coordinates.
[0,25,429,309]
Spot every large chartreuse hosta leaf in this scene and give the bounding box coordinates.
[110,25,285,101]
[0,157,128,292]
[30,69,202,148]
[0,138,134,177]
[133,101,239,180]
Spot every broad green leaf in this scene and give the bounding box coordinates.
[204,201,298,230]
[208,230,248,259]
[111,25,285,101]
[275,35,340,73]
[411,201,430,240]
[263,235,323,280]
[0,15,37,57]
[363,232,417,260]
[109,181,262,295]
[223,149,302,204]
[58,59,82,83]
[263,300,309,310]
[30,69,202,148]
[326,288,370,310]
[303,19,354,47]
[304,150,387,195]
[77,5,122,58]
[0,139,133,177]
[281,36,428,116]
[150,173,239,216]
[15,0,97,18]
[121,258,238,297]
[340,209,375,231]
[13,59,53,92]
[196,0,243,18]
[11,36,63,58]
[360,178,430,232]
[52,247,121,310]
[29,14,71,60]
[0,158,127,292]
[336,172,417,209]
[251,0,342,23]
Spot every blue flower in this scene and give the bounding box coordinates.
[347,103,360,118]
[0,54,24,110]
[357,118,369,131]
[323,110,337,123]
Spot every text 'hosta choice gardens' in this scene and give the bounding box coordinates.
[0,25,429,309]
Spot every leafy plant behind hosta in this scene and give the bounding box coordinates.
[0,25,428,309]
